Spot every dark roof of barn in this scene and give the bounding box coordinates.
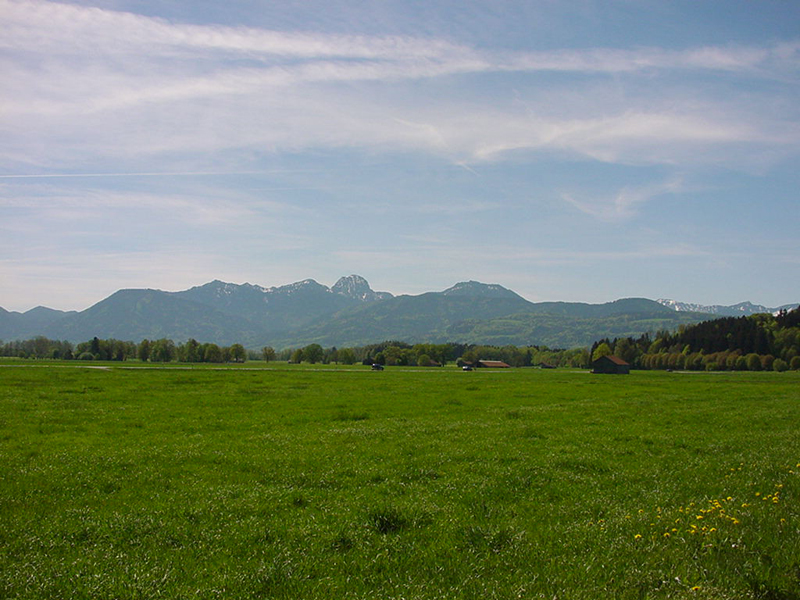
[478,360,511,368]
[596,355,629,365]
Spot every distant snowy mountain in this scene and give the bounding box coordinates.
[657,299,798,316]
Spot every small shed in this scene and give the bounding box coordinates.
[592,355,630,374]
[477,360,511,368]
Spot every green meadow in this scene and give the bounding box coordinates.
[1,363,798,599]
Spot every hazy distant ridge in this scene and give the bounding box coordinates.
[657,299,797,317]
[1,277,796,349]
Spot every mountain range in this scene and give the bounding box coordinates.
[655,299,796,317]
[1,275,796,349]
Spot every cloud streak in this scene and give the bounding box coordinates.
[2,0,799,173]
[561,177,685,222]
[1,1,798,313]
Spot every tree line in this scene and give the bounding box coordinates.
[0,336,248,363]
[0,336,588,368]
[3,306,798,371]
[590,306,800,372]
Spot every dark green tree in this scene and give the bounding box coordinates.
[338,348,356,365]
[150,339,176,362]
[138,339,151,362]
[203,344,223,363]
[303,344,324,364]
[229,344,247,363]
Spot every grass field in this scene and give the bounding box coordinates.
[1,363,798,599]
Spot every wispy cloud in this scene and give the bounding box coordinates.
[2,0,798,173]
[561,177,685,222]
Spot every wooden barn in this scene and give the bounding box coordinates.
[477,360,511,368]
[591,355,630,374]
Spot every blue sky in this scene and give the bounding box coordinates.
[1,0,799,312]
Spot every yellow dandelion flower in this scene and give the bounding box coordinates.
[732,519,740,525]
[692,585,701,591]
[634,534,642,540]
[709,528,717,533]
[663,532,671,538]
[696,515,704,520]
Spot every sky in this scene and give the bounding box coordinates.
[2,0,799,312]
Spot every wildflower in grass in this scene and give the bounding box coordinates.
[692,586,701,591]
[634,534,642,540]
[663,532,671,538]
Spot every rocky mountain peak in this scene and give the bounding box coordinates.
[332,275,392,302]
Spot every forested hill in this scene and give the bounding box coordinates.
[593,306,800,371]
[1,275,795,350]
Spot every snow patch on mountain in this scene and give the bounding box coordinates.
[657,299,795,316]
[332,275,393,302]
